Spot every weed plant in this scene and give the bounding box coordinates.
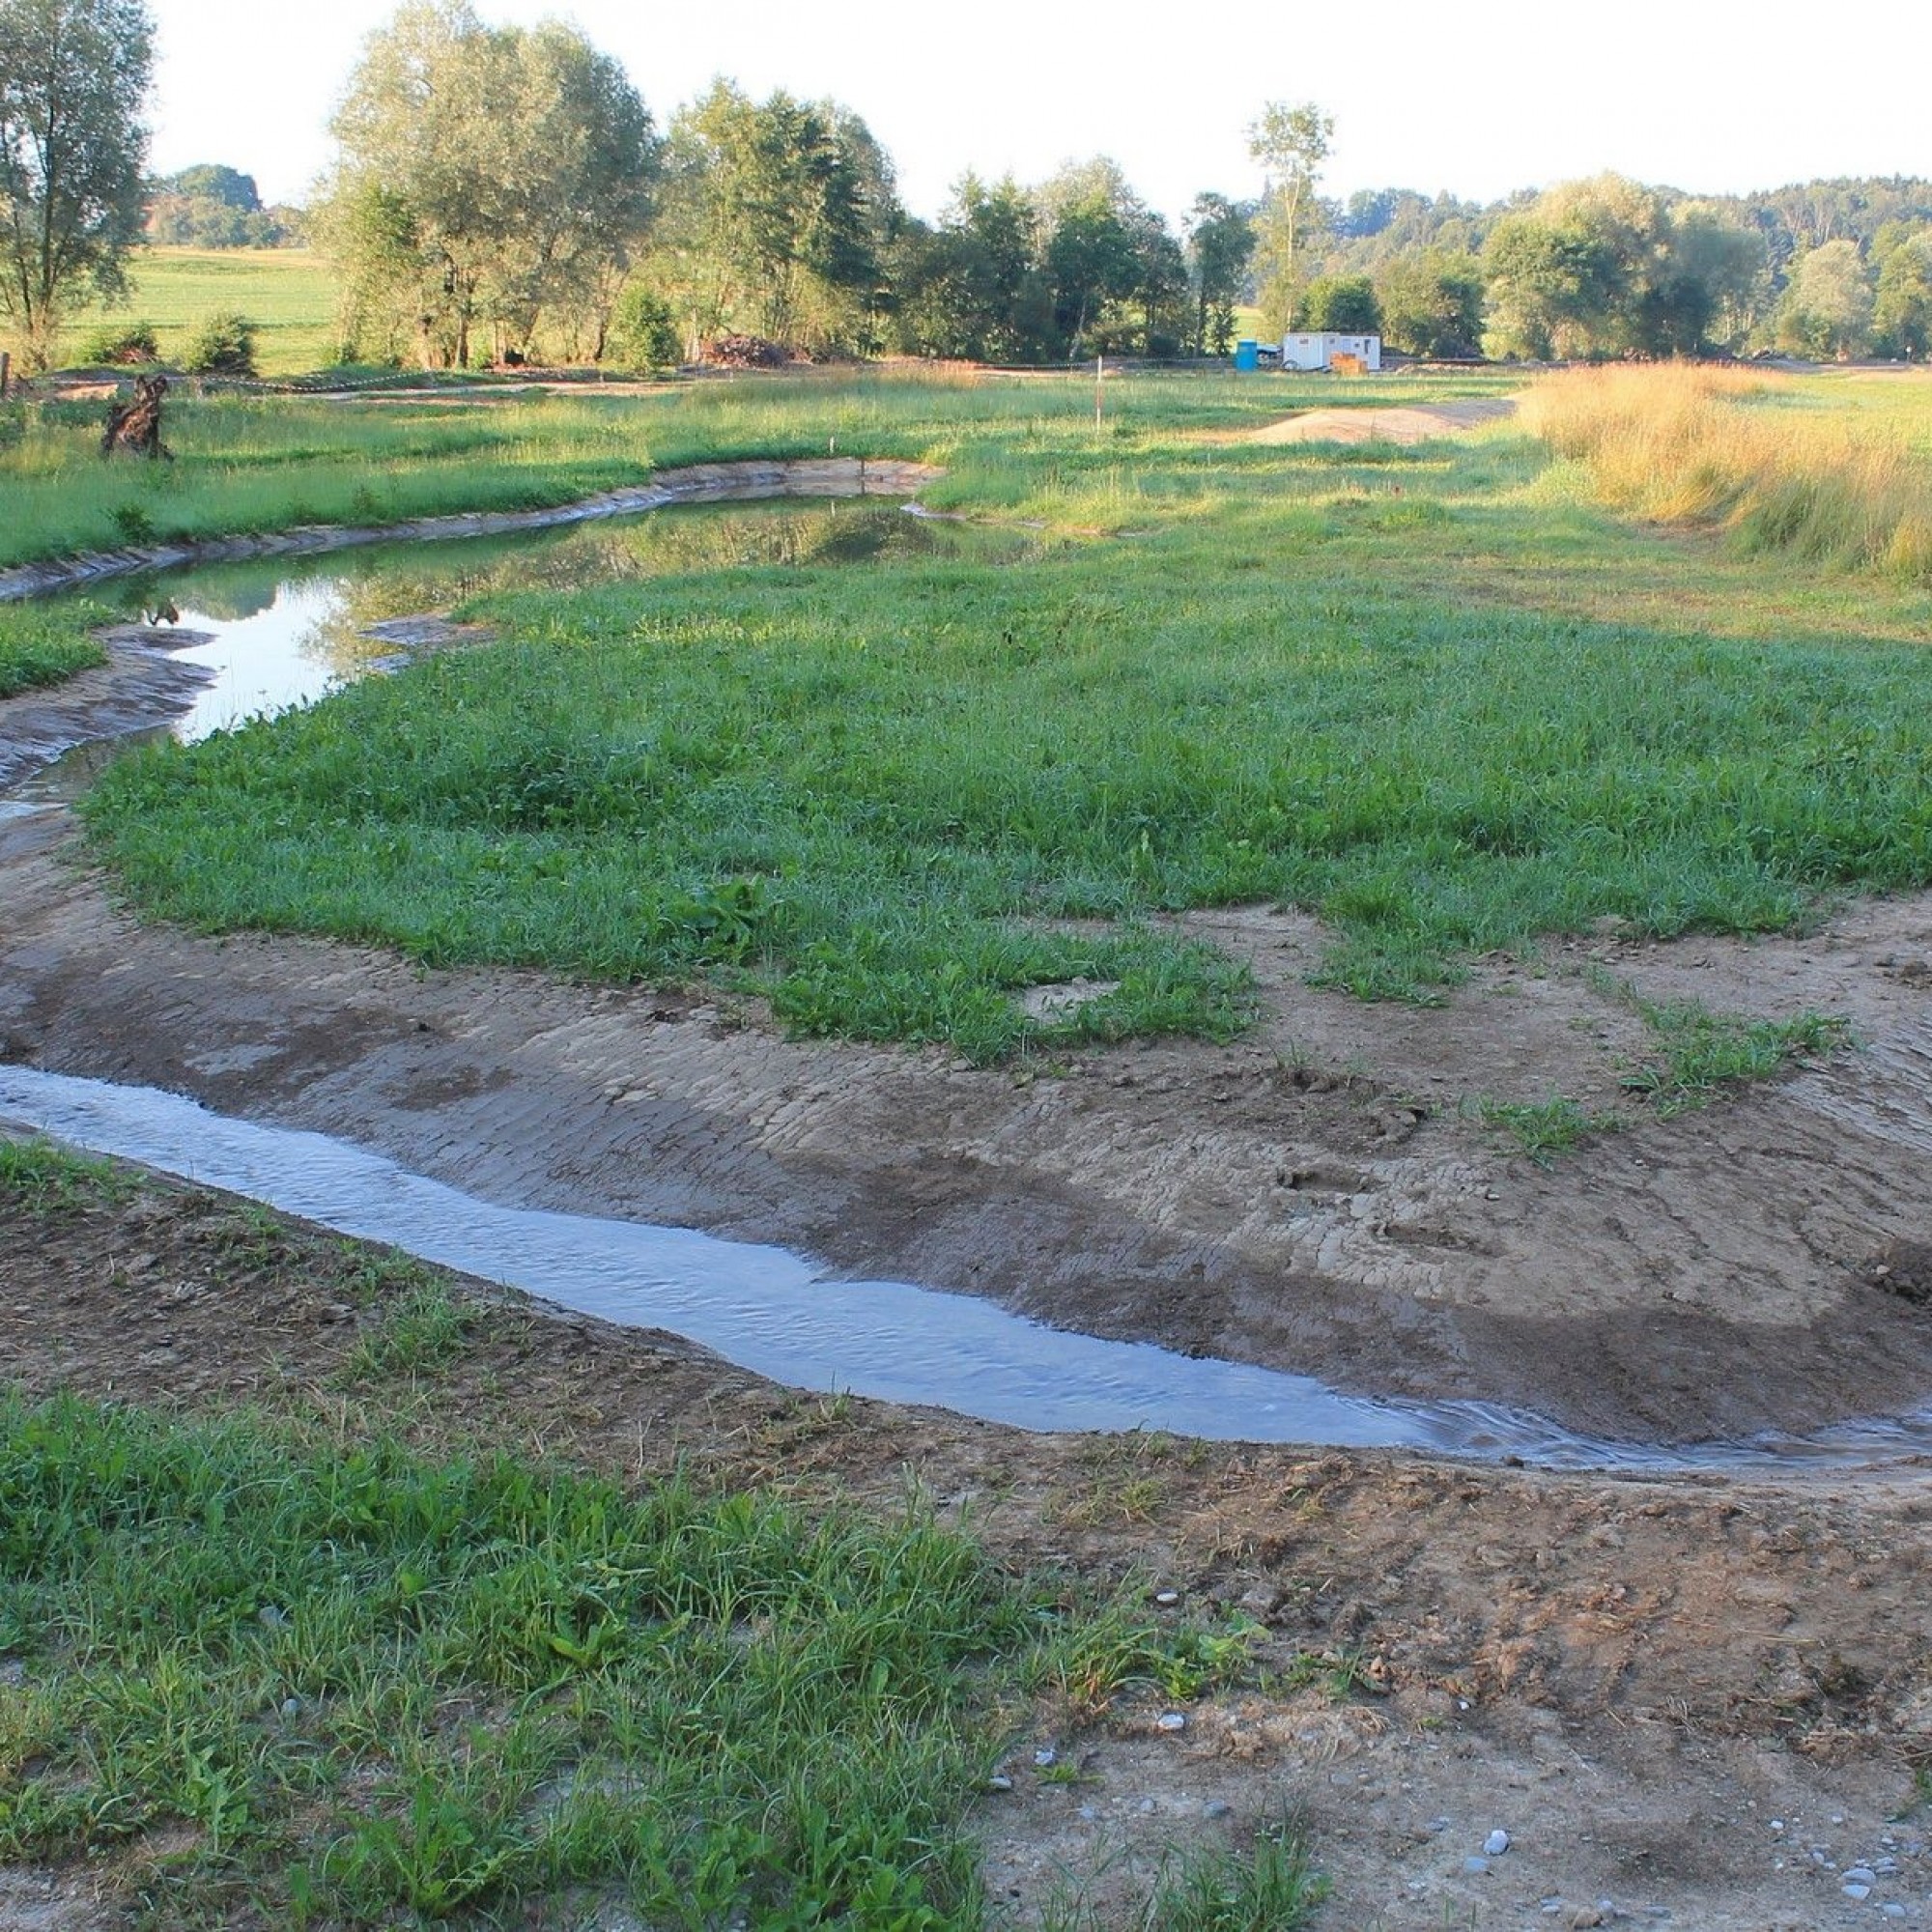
[0,1391,1288,1928]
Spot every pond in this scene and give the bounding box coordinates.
[55,499,1035,750]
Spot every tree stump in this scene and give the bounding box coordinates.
[101,375,173,460]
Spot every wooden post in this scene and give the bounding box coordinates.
[0,352,10,400]
[1094,355,1103,430]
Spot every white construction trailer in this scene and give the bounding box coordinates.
[1279,331,1382,372]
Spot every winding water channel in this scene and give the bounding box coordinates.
[5,486,1928,1472]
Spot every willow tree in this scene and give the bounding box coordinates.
[650,82,895,355]
[0,0,153,370]
[324,2,657,367]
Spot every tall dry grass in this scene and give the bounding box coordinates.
[1520,364,1932,580]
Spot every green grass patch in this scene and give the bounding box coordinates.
[1471,1094,1621,1166]
[0,1391,1297,1929]
[1615,990,1852,1116]
[0,1138,128,1211]
[0,606,105,697]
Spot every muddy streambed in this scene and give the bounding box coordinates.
[8,1061,1932,1476]
[4,480,1932,1464]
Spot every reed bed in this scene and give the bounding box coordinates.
[1520,363,1932,579]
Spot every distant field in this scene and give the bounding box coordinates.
[65,247,339,377]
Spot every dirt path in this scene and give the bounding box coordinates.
[2,792,1929,1444]
[2,1165,1930,1930]
[1244,396,1520,444]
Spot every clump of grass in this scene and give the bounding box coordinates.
[339,1278,472,1381]
[0,1137,128,1211]
[1472,1094,1621,1166]
[1521,364,1932,579]
[0,1393,1284,1929]
[1146,1810,1327,1931]
[0,606,104,697]
[1617,992,1851,1115]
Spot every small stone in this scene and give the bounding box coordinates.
[1033,1747,1057,1768]
[1770,1819,1784,1832]
[1845,1867,1878,1887]
[986,1775,1013,1793]
[1153,1590,1179,1606]
[258,1605,289,1630]
[279,1696,302,1719]
[1463,1856,1491,1875]
[1156,1712,1186,1733]
[1077,1804,1097,1822]
[1485,1829,1512,1857]
[1426,1816,1452,1834]
[1138,1796,1156,1814]
[1203,1800,1233,1820]
[1843,1882,1873,1901]
[1883,1906,1906,1920]
[1875,1857,1899,1875]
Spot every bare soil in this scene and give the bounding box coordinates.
[5,631,1932,1925]
[1242,397,1520,445]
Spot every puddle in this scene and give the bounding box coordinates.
[6,1065,1932,1474]
[21,500,1033,764]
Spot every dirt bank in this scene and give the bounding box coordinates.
[1244,396,1520,443]
[2,1160,1930,1929]
[0,629,213,790]
[2,794,1928,1444]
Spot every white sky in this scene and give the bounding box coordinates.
[147,0,1929,226]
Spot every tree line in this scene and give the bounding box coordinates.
[4,0,1929,374]
[315,5,1932,370]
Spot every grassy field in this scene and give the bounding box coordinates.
[0,363,1924,1051]
[58,245,339,377]
[52,366,1932,1054]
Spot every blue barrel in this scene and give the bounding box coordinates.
[1234,339,1260,372]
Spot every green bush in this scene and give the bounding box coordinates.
[183,311,258,378]
[605,282,681,371]
[76,321,160,367]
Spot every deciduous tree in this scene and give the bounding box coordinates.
[0,0,153,370]
[1186,192,1254,355]
[324,2,656,367]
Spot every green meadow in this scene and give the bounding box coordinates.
[3,365,1926,1056]
[63,245,339,377]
